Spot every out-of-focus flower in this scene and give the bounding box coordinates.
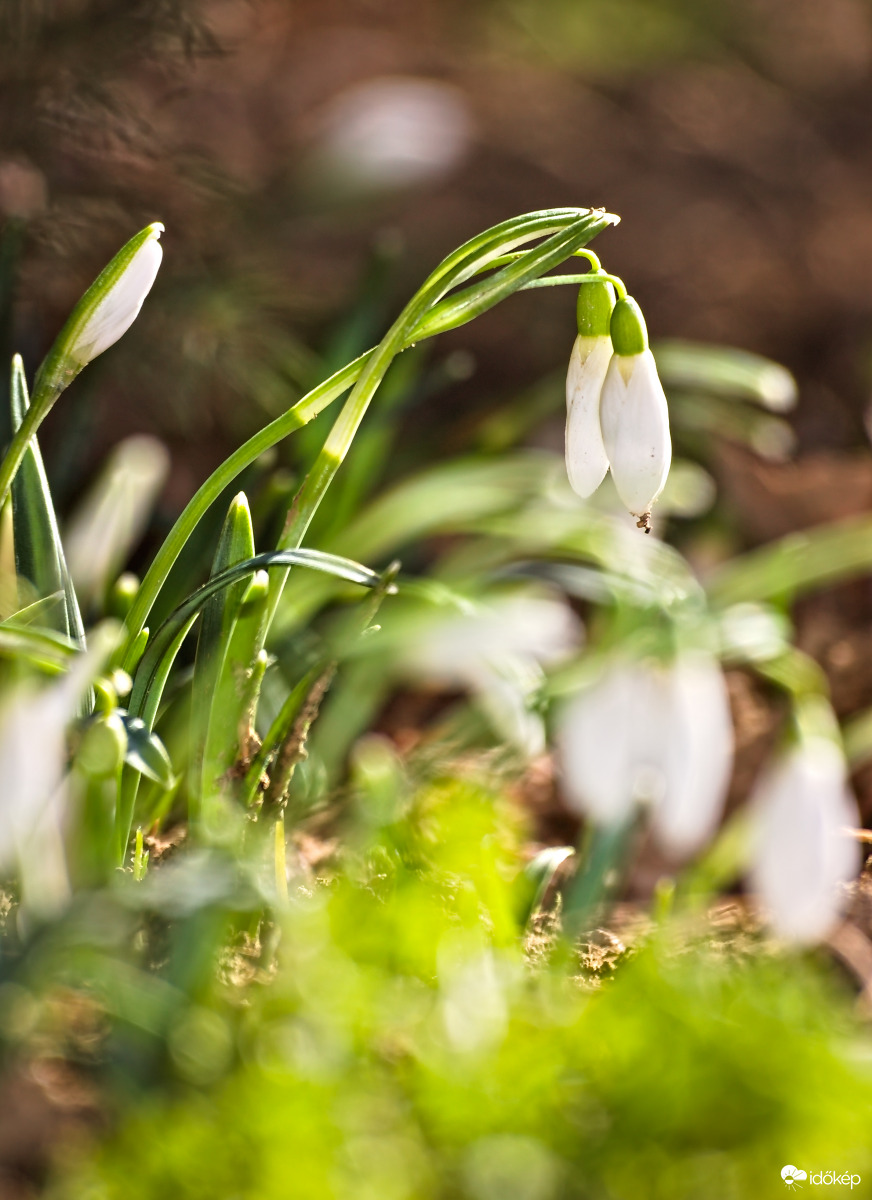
[556,660,656,826]
[565,275,614,499]
[310,77,472,195]
[749,738,860,944]
[64,222,163,367]
[65,434,170,609]
[599,299,671,531]
[401,592,581,755]
[556,652,733,855]
[0,631,114,914]
[652,655,734,856]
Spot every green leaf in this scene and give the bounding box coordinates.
[9,355,85,646]
[121,713,175,789]
[129,546,379,719]
[653,340,797,411]
[517,846,575,925]
[707,514,872,609]
[189,492,256,821]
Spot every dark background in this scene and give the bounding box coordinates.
[4,0,872,534]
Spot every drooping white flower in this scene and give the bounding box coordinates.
[556,652,733,854]
[67,223,163,366]
[565,334,612,498]
[652,654,734,857]
[565,274,614,500]
[749,739,860,944]
[599,348,671,525]
[596,296,671,530]
[556,660,657,826]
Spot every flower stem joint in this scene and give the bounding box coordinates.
[565,286,671,532]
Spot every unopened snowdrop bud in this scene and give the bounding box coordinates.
[749,739,860,944]
[599,297,671,531]
[565,276,614,498]
[36,223,164,405]
[0,223,165,513]
[66,223,163,366]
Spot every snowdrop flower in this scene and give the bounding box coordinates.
[599,297,671,531]
[66,222,163,366]
[33,223,164,410]
[556,652,733,856]
[565,275,614,498]
[749,738,860,944]
[652,655,734,857]
[556,660,657,826]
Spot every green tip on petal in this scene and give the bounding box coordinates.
[576,272,615,338]
[610,296,648,356]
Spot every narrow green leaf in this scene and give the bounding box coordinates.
[190,492,256,821]
[517,846,575,925]
[203,569,271,805]
[653,340,797,411]
[121,713,175,789]
[9,355,85,646]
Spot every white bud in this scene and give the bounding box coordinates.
[749,739,860,944]
[651,654,734,857]
[599,349,671,521]
[67,223,164,366]
[565,334,612,498]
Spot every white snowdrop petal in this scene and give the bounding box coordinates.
[71,234,163,365]
[749,740,861,944]
[556,664,651,825]
[565,334,612,499]
[599,350,671,517]
[652,655,734,857]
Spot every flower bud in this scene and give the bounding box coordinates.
[749,738,860,944]
[67,224,163,366]
[599,299,671,529]
[77,712,128,779]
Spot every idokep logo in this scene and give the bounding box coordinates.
[781,1164,862,1189]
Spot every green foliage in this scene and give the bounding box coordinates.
[51,781,872,1200]
[0,208,871,1198]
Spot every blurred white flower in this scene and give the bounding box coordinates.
[313,77,472,192]
[556,652,733,855]
[749,739,860,944]
[599,349,672,527]
[402,592,580,756]
[565,334,612,499]
[652,655,734,856]
[0,628,116,915]
[556,661,657,826]
[65,434,170,608]
[68,223,163,366]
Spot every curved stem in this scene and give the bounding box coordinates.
[120,209,617,663]
[119,353,369,668]
[520,272,628,299]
